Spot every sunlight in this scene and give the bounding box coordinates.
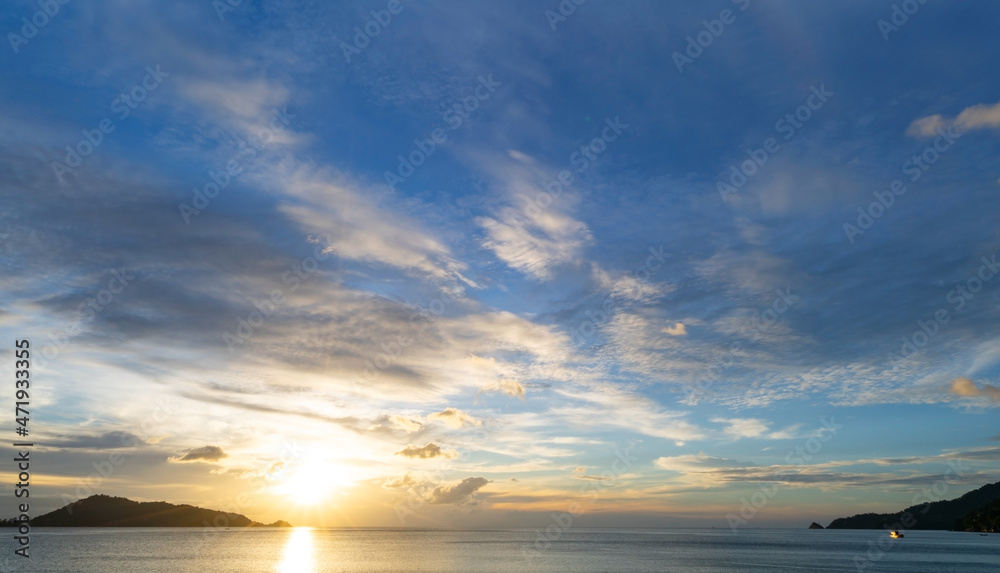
[271,457,363,506]
[277,527,316,573]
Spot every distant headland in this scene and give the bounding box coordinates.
[822,480,999,532]
[0,495,291,528]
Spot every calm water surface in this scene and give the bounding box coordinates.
[4,528,998,572]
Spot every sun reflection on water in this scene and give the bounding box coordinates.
[277,527,316,573]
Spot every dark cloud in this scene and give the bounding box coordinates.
[0,148,356,374]
[169,445,227,463]
[851,448,1000,465]
[395,443,456,459]
[941,447,1000,461]
[383,473,417,489]
[430,477,489,505]
[47,431,144,449]
[178,391,361,430]
[689,467,994,488]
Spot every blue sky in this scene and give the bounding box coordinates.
[1,0,999,528]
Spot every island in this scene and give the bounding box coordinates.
[824,480,1000,532]
[956,498,999,533]
[0,495,291,528]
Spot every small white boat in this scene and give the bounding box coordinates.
[889,530,904,538]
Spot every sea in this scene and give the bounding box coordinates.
[2,528,997,572]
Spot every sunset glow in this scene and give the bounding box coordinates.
[2,0,999,537]
[272,460,362,506]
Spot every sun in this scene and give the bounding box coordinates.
[281,468,334,505]
[271,458,361,506]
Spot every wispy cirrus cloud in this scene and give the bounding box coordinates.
[476,152,593,280]
[908,101,1000,137]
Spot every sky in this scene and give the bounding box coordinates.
[1,0,999,530]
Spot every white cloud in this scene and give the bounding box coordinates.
[695,249,796,295]
[955,102,1000,132]
[476,378,526,401]
[479,211,591,280]
[712,417,771,439]
[906,114,946,138]
[180,78,288,130]
[597,312,712,390]
[949,377,1000,402]
[591,265,669,305]
[663,322,687,336]
[476,153,592,280]
[654,453,755,473]
[908,101,1000,138]
[276,166,469,282]
[553,387,704,445]
[766,424,805,440]
[429,407,482,428]
[384,415,425,433]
